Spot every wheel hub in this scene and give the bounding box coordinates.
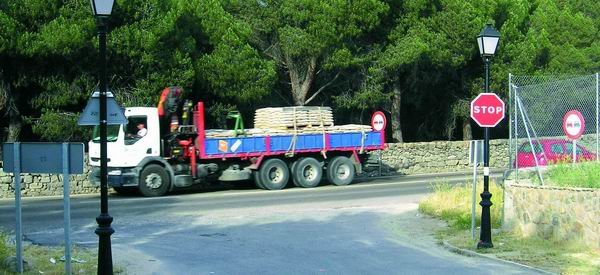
[303,165,317,181]
[145,173,163,189]
[336,164,351,180]
[268,167,283,183]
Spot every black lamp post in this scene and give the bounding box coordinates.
[91,0,115,273]
[476,23,500,249]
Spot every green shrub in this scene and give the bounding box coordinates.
[545,161,600,188]
[418,181,503,229]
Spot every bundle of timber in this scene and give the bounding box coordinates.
[254,106,334,129]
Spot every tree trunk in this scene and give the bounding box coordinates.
[391,81,403,143]
[7,90,20,142]
[462,118,472,141]
[286,55,317,106]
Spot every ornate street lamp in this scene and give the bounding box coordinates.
[476,23,500,249]
[91,0,115,273]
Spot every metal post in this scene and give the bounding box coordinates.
[508,74,513,171]
[596,73,600,161]
[573,140,577,164]
[478,57,493,249]
[95,20,114,275]
[514,84,519,182]
[378,150,382,176]
[517,96,545,185]
[63,143,72,275]
[13,142,23,273]
[471,140,478,240]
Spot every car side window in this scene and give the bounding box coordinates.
[519,143,542,153]
[565,143,583,155]
[550,143,564,154]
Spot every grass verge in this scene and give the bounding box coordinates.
[544,161,600,188]
[0,231,124,274]
[419,181,600,274]
[418,182,503,229]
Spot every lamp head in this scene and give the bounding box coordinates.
[477,23,500,57]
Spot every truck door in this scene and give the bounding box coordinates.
[124,116,157,158]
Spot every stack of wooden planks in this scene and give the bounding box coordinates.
[254,106,334,129]
[202,106,373,138]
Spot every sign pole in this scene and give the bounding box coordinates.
[479,127,493,248]
[478,57,493,249]
[471,141,478,240]
[573,139,576,164]
[13,142,23,273]
[63,143,72,274]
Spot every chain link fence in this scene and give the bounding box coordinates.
[509,73,600,183]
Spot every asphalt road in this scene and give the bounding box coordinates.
[0,171,539,274]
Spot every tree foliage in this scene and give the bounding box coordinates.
[0,0,598,142]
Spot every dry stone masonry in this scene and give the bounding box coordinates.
[0,139,510,198]
[503,181,600,249]
[381,139,509,174]
[0,158,98,198]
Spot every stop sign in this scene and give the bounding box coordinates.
[471,93,505,127]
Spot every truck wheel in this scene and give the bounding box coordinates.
[253,171,265,189]
[256,158,289,190]
[292,157,322,188]
[139,164,170,197]
[327,156,355,186]
[290,159,299,187]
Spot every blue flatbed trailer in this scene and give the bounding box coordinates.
[202,132,383,159]
[194,102,385,161]
[167,102,387,191]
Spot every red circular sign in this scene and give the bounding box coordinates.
[470,93,505,127]
[371,111,387,131]
[562,110,585,140]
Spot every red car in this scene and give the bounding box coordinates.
[514,139,596,168]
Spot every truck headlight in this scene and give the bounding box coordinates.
[108,170,122,176]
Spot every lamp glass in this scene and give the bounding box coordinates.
[477,24,500,57]
[90,0,114,16]
[478,36,499,56]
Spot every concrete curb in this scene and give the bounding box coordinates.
[441,240,557,275]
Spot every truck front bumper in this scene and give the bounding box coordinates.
[89,167,139,187]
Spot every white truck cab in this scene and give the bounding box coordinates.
[88,107,175,196]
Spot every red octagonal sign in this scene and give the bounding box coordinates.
[471,93,505,127]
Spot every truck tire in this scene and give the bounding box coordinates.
[139,164,170,197]
[290,159,299,187]
[255,158,289,190]
[326,156,355,186]
[292,157,322,188]
[253,171,265,189]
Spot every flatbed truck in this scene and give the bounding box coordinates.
[88,100,385,196]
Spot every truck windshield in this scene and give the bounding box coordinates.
[92,125,120,142]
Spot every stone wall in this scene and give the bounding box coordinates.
[0,160,98,199]
[503,181,600,249]
[381,139,509,174]
[0,139,510,198]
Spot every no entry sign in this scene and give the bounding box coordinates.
[470,93,505,127]
[371,111,386,131]
[563,110,585,140]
